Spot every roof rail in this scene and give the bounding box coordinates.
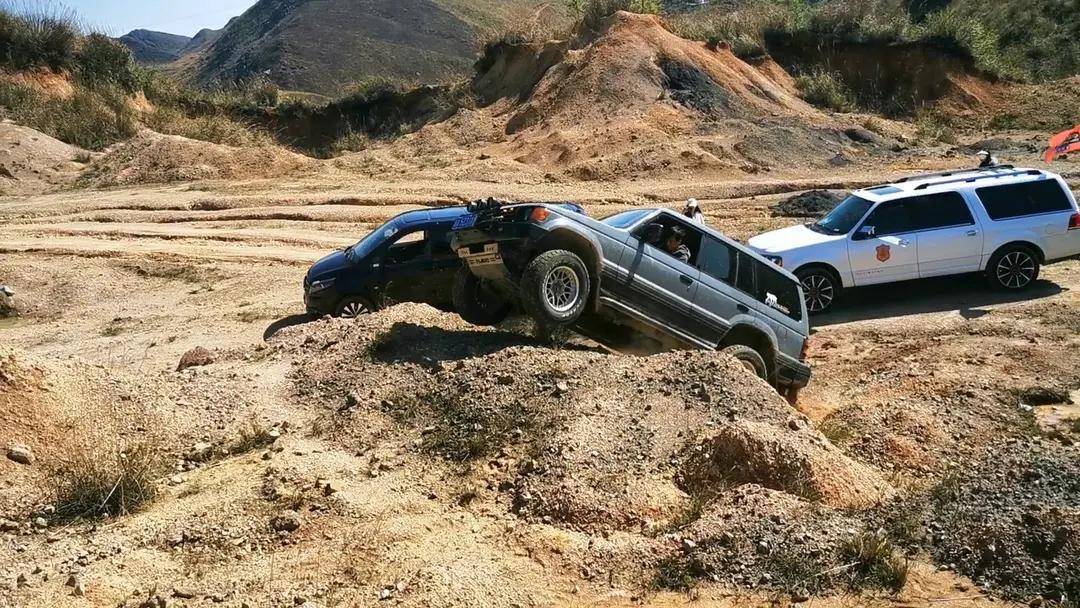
[895,165,1016,183]
[912,169,1042,191]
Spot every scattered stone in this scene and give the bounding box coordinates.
[65,573,80,588]
[554,381,570,396]
[173,587,197,599]
[176,347,214,371]
[15,573,27,587]
[270,511,302,533]
[32,517,47,528]
[6,444,33,465]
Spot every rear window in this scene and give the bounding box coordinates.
[753,261,803,322]
[976,180,1073,220]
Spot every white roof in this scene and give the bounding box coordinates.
[853,167,1053,202]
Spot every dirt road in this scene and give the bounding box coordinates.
[1,171,1077,607]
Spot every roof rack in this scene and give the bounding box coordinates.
[912,168,1042,191]
[895,165,1015,183]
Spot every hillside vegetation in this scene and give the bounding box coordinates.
[669,0,1080,83]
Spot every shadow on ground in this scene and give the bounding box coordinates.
[813,275,1065,327]
[263,313,314,340]
[371,322,598,369]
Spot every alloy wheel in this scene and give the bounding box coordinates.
[802,273,835,313]
[996,251,1036,289]
[340,300,370,319]
[543,266,580,313]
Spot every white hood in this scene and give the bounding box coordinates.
[748,224,845,254]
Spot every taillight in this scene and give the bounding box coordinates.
[1069,213,1080,230]
[530,207,551,223]
[800,336,810,361]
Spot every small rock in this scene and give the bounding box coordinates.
[554,381,570,396]
[32,517,47,528]
[176,347,214,371]
[6,444,33,465]
[378,587,393,601]
[173,587,197,599]
[270,511,302,533]
[73,580,85,596]
[15,573,27,587]
[792,590,810,603]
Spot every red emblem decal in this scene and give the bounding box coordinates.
[876,244,891,262]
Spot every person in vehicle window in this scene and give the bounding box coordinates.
[663,225,692,263]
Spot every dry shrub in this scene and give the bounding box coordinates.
[795,68,854,112]
[228,419,276,455]
[145,106,271,147]
[839,529,910,592]
[52,441,161,519]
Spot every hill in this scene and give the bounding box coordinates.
[188,0,566,95]
[117,29,192,64]
[180,26,225,56]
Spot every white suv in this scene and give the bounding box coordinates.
[748,167,1080,314]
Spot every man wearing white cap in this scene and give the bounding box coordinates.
[683,198,705,225]
[977,150,999,168]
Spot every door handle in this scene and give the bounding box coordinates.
[899,239,911,247]
[737,304,750,314]
[679,274,694,286]
[966,230,979,237]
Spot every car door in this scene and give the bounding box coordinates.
[848,198,920,285]
[910,192,983,277]
[691,235,751,344]
[415,222,459,306]
[623,218,704,343]
[379,228,434,304]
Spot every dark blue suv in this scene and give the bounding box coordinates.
[304,207,470,317]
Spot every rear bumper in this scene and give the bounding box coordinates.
[775,353,812,390]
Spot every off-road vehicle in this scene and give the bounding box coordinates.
[449,200,812,395]
[750,167,1080,314]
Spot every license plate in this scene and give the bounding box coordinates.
[459,243,502,267]
[452,214,477,230]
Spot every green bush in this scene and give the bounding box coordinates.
[76,33,140,92]
[796,68,854,112]
[568,0,662,32]
[0,7,78,71]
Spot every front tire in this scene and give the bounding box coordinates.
[987,246,1040,291]
[452,269,511,326]
[796,267,840,315]
[335,295,375,319]
[520,249,591,326]
[722,344,769,380]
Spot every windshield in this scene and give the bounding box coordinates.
[345,220,401,263]
[602,209,653,229]
[813,195,874,234]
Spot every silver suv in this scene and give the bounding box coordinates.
[448,201,812,397]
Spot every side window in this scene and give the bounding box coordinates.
[976,180,1073,220]
[755,261,803,321]
[734,251,756,295]
[908,192,975,231]
[634,216,703,265]
[697,237,733,283]
[863,200,916,236]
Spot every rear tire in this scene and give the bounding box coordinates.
[796,267,840,315]
[722,344,768,381]
[520,249,591,326]
[452,269,511,326]
[987,245,1040,291]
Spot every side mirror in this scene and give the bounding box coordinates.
[643,222,664,244]
[854,225,875,240]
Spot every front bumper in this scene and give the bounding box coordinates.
[303,283,339,315]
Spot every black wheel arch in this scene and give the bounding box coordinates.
[793,262,844,287]
[719,323,778,380]
[986,241,1045,270]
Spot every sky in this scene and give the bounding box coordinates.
[51,0,258,36]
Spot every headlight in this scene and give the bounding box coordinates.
[308,278,335,293]
[763,255,784,267]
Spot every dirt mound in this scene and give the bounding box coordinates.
[679,484,866,591]
[86,130,315,186]
[346,12,888,181]
[772,189,847,218]
[0,121,91,196]
[281,304,889,535]
[681,419,895,509]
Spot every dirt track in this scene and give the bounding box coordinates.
[1,161,1078,607]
